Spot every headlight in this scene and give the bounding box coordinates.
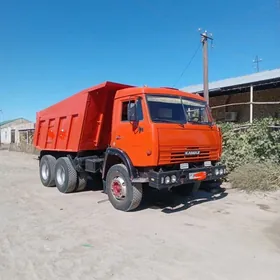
[219,169,224,175]
[215,169,220,176]
[165,176,171,184]
[171,175,176,183]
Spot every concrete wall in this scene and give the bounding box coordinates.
[0,127,12,144]
[210,87,280,123]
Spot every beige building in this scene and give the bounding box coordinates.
[0,118,34,145]
[181,69,280,123]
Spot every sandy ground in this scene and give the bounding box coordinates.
[0,150,280,280]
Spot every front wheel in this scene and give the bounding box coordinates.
[106,164,143,212]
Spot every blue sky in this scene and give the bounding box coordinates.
[0,0,279,122]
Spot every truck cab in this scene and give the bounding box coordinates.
[101,86,226,211]
[111,86,222,167]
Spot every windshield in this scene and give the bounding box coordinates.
[146,94,211,124]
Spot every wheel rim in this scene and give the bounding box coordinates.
[41,163,49,180]
[111,176,127,200]
[56,165,66,186]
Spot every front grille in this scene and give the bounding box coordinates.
[159,146,218,165]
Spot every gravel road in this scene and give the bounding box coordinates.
[0,150,280,280]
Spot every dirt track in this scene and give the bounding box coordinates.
[0,150,280,280]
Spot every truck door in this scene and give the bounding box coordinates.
[112,97,152,166]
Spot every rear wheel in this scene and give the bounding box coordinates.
[106,164,143,212]
[54,157,78,193]
[39,155,56,187]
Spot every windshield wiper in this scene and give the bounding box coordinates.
[152,118,185,124]
[188,120,212,126]
[188,120,200,123]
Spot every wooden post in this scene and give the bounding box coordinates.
[250,85,254,123]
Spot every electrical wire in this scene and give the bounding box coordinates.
[173,42,201,87]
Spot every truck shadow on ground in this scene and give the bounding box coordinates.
[140,184,228,213]
[81,176,228,213]
[81,175,104,192]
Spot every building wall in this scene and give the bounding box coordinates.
[0,127,12,144]
[253,88,280,119]
[210,87,280,123]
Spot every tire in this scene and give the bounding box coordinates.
[54,157,78,193]
[106,164,143,212]
[39,155,56,187]
[76,172,88,192]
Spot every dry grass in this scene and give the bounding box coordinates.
[9,143,40,155]
[228,162,280,192]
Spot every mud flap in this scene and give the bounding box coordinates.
[102,180,107,194]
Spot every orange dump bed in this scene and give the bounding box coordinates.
[34,81,133,152]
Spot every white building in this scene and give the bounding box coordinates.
[0,118,34,145]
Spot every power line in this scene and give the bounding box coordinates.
[173,42,201,87]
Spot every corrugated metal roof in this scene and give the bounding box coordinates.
[181,68,280,93]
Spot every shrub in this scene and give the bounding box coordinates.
[228,161,280,192]
[219,118,280,172]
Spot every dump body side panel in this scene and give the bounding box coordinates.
[34,90,88,152]
[34,82,133,152]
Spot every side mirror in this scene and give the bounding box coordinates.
[127,102,137,122]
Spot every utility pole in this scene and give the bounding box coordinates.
[253,55,262,72]
[199,30,213,105]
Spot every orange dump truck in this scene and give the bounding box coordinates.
[34,81,226,211]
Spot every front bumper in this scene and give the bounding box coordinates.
[148,165,227,190]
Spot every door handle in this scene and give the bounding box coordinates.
[116,135,121,140]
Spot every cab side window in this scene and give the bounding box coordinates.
[121,99,144,121]
[136,99,144,121]
[121,101,133,121]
